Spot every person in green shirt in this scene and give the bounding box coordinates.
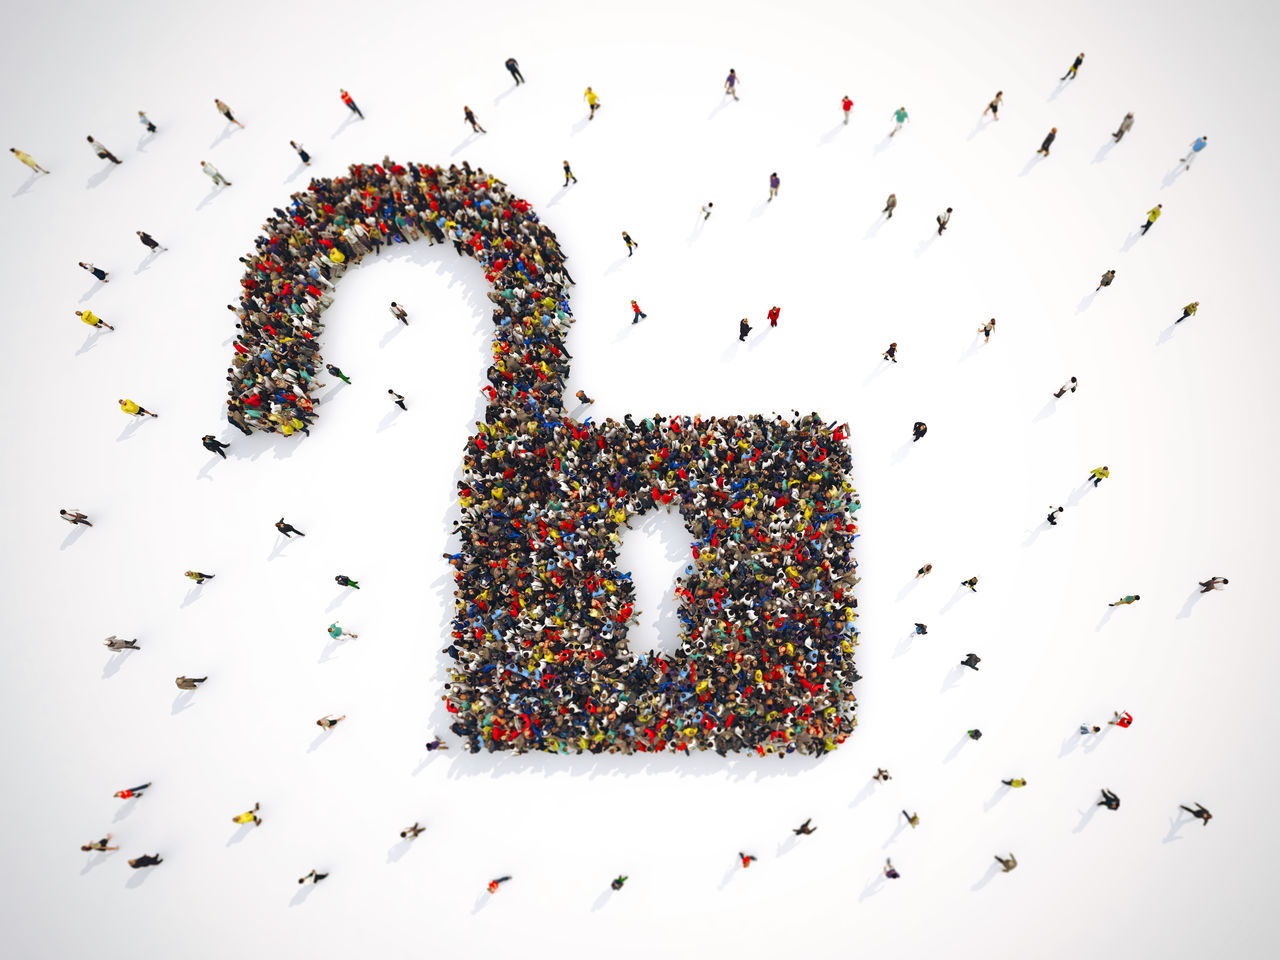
[1176,301,1199,323]
[890,106,909,137]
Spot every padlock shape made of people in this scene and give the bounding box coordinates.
[226,160,861,758]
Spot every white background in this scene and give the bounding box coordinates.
[3,1,1278,956]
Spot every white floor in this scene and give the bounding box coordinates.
[3,1,1278,957]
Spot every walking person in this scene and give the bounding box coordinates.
[505,57,524,84]
[175,676,207,690]
[118,398,158,418]
[936,207,952,235]
[103,636,140,650]
[1046,506,1064,526]
[86,136,122,164]
[630,300,646,324]
[1112,112,1134,141]
[882,342,898,363]
[611,875,628,890]
[136,231,166,252]
[701,202,713,220]
[326,363,351,384]
[889,106,909,136]
[1180,803,1213,826]
[738,318,752,342]
[75,310,114,331]
[1107,594,1140,607]
[902,810,920,828]
[327,622,358,641]
[425,737,449,751]
[767,305,780,328]
[978,318,996,342]
[299,869,329,884]
[768,172,780,201]
[960,653,981,670]
[128,854,163,869]
[114,783,151,799]
[464,106,486,134]
[1036,127,1057,157]
[1180,136,1208,170]
[389,389,407,411]
[400,822,425,839]
[389,301,409,324]
[574,390,595,405]
[914,623,928,635]
[622,231,637,256]
[184,570,214,584]
[912,421,927,442]
[1087,465,1110,486]
[1176,301,1199,323]
[724,69,739,100]
[232,802,262,826]
[290,141,311,165]
[202,435,230,459]
[563,160,577,185]
[316,714,346,729]
[841,95,854,123]
[201,160,231,186]
[1001,778,1028,788]
[10,147,50,173]
[138,110,157,133]
[1080,724,1102,735]
[915,563,932,578]
[79,261,109,282]
[1097,269,1116,290]
[792,818,817,835]
[1198,576,1229,593]
[214,99,244,127]
[276,518,305,538]
[983,91,1003,120]
[81,834,119,852]
[1097,788,1120,810]
[961,576,979,591]
[1140,204,1162,235]
[995,853,1017,872]
[883,859,900,879]
[1060,52,1084,81]
[488,876,512,893]
[1109,710,1134,728]
[334,575,360,589]
[968,729,983,740]
[340,89,364,119]
[874,768,892,781]
[739,852,758,868]
[882,193,897,218]
[583,86,601,119]
[1054,377,1078,398]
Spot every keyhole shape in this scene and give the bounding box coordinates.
[615,508,691,658]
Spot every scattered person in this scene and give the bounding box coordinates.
[563,160,577,185]
[185,570,214,584]
[1140,204,1163,235]
[882,193,897,218]
[967,729,983,740]
[1098,788,1120,811]
[610,875,628,890]
[622,231,637,256]
[724,69,739,100]
[389,302,409,324]
[86,135,122,164]
[334,575,360,589]
[114,783,151,799]
[793,818,817,836]
[81,834,119,852]
[10,147,50,173]
[883,859,900,879]
[327,622,358,641]
[1097,269,1115,290]
[882,342,898,363]
[983,91,1003,120]
[841,95,854,123]
[1180,136,1207,170]
[768,172,780,201]
[574,390,595,405]
[631,300,646,324]
[175,676,207,690]
[915,563,932,578]
[739,318,752,342]
[1087,465,1110,487]
[505,58,524,84]
[914,623,927,635]
[902,810,920,828]
[326,363,351,384]
[890,106,909,137]
[978,318,996,342]
[739,852,757,868]
[487,876,512,893]
[1109,710,1133,728]
[299,869,329,884]
[701,202,714,220]
[425,737,449,751]
[1036,127,1057,156]
[912,421,927,442]
[276,518,305,538]
[138,110,157,133]
[389,389,407,411]
[80,261,110,282]
[202,435,230,458]
[1180,803,1212,826]
[119,398,158,418]
[340,89,364,119]
[961,577,979,591]
[995,853,1017,872]
[1108,594,1140,607]
[232,802,262,826]
[104,635,140,650]
[1198,577,1229,593]
[583,86,600,119]
[464,106,486,134]
[936,207,952,235]
[214,99,244,127]
[290,141,311,165]
[1053,377,1078,398]
[1176,301,1199,323]
[1001,778,1028,788]
[201,160,231,186]
[61,508,93,527]
[1060,52,1084,81]
[400,822,425,839]
[316,714,346,729]
[129,854,163,869]
[1112,112,1134,141]
[874,769,892,781]
[960,653,981,670]
[1047,506,1064,526]
[136,231,166,252]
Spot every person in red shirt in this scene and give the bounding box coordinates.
[630,300,647,324]
[114,782,151,799]
[487,875,512,893]
[739,852,757,868]
[339,89,364,119]
[767,305,781,327]
[841,96,854,124]
[1109,710,1133,728]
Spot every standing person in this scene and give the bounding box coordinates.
[327,622,358,641]
[316,714,346,729]
[841,95,854,123]
[1060,52,1084,81]
[961,576,979,591]
[936,207,952,235]
[960,653,981,670]
[79,261,110,282]
[610,875,628,890]
[1097,788,1120,810]
[202,435,230,459]
[389,389,407,411]
[340,89,364,119]
[118,398,158,418]
[768,172,780,201]
[967,729,983,740]
[622,231,637,256]
[889,106,909,136]
[425,737,449,751]
[882,193,897,218]
[86,136,122,164]
[1053,377,1078,398]
[290,141,311,165]
[724,69,739,100]
[138,110,157,133]
[574,390,595,405]
[184,570,214,584]
[104,636,140,650]
[75,310,114,331]
[276,518,305,538]
[883,859,900,879]
[983,91,1003,120]
[1087,466,1109,486]
[995,853,1017,872]
[1046,506,1064,526]
[902,810,920,828]
[914,623,928,635]
[81,834,119,852]
[174,676,207,690]
[1180,803,1213,826]
[630,300,646,324]
[583,86,601,119]
[1112,112,1134,141]
[792,818,817,836]
[136,230,166,252]
[767,305,780,327]
[214,99,244,127]
[232,802,262,826]
[463,106,486,134]
[915,563,932,578]
[1107,594,1140,607]
[701,202,713,220]
[326,363,351,384]
[978,318,996,342]
[1001,778,1028,788]
[1140,204,1162,235]
[400,822,425,839]
[201,160,231,186]
[874,769,892,781]
[1080,724,1102,735]
[60,508,93,526]
[738,852,758,868]
[10,147,50,173]
[1109,710,1134,728]
[1180,136,1208,170]
[738,318,752,342]
[114,783,151,799]
[1176,301,1199,323]
[487,876,512,893]
[389,301,409,325]
[334,575,360,589]
[882,342,898,363]
[912,421,927,442]
[1198,576,1229,593]
[562,160,578,185]
[1036,127,1057,157]
[128,854,163,869]
[298,869,329,884]
[505,57,524,84]
[1096,269,1116,290]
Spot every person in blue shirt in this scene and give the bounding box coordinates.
[1181,135,1208,170]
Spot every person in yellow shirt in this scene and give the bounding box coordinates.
[1140,203,1162,236]
[1176,301,1199,324]
[9,148,49,174]
[76,309,114,331]
[231,802,261,826]
[583,86,600,120]
[118,398,158,417]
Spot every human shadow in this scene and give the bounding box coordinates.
[707,97,733,121]
[79,279,106,303]
[1022,520,1051,549]
[290,883,318,907]
[12,171,40,197]
[895,578,922,602]
[942,732,970,765]
[889,441,914,466]
[102,653,129,680]
[267,535,296,563]
[982,784,1011,812]
[209,123,243,150]
[775,835,800,858]
[966,117,991,142]
[872,134,894,157]
[317,636,343,665]
[386,839,413,864]
[1047,81,1067,103]
[970,861,1001,891]
[1074,291,1099,315]
[1161,163,1186,190]
[570,116,591,136]
[195,185,227,212]
[80,852,111,875]
[1065,481,1094,509]
[858,873,886,901]
[379,321,406,348]
[325,589,351,613]
[180,585,205,609]
[1073,802,1100,833]
[1162,813,1191,844]
[1155,323,1183,348]
[125,868,156,889]
[591,889,614,911]
[307,730,333,753]
[1018,155,1041,178]
[331,112,358,140]
[226,823,255,847]
[849,780,876,809]
[1094,606,1117,633]
[115,418,145,443]
[323,381,348,405]
[603,256,629,276]
[87,164,118,191]
[113,798,140,823]
[817,123,845,146]
[1081,724,1112,755]
[1032,398,1058,424]
[914,235,937,258]
[377,407,404,434]
[940,664,966,694]
[1093,140,1117,165]
[196,455,224,482]
[451,132,483,157]
[171,691,196,715]
[864,214,889,240]
[893,631,916,659]
[881,819,908,850]
[135,250,162,275]
[1177,588,1204,620]
[284,161,309,185]
[136,132,155,153]
[1119,232,1141,254]
[546,184,573,207]
[1059,730,1084,759]
[493,85,518,107]
[748,199,770,220]
[61,524,90,551]
[939,586,968,616]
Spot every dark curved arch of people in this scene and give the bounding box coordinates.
[225,160,861,758]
